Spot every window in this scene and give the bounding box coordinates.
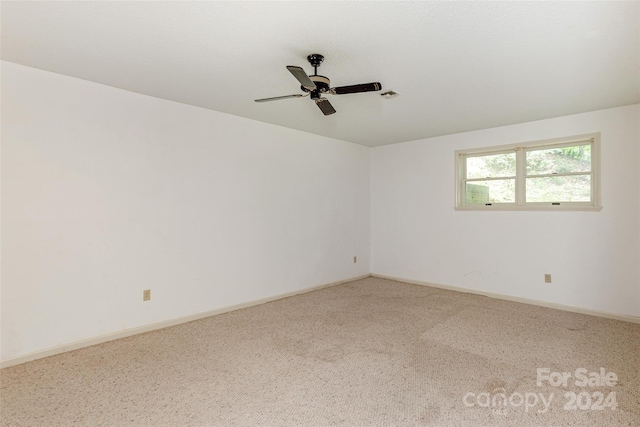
[455,133,601,210]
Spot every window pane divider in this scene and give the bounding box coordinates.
[526,171,592,179]
[515,147,526,204]
[465,176,516,182]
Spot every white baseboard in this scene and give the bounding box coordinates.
[371,273,640,325]
[0,274,370,369]
[5,273,636,369]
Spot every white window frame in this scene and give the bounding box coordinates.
[455,133,601,211]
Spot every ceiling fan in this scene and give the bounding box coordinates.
[255,54,382,116]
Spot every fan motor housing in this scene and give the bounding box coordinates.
[302,75,330,94]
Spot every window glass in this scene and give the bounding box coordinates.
[526,175,591,203]
[526,145,591,175]
[466,152,516,179]
[465,180,515,204]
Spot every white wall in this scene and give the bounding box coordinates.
[1,61,370,362]
[372,104,640,317]
[3,60,638,365]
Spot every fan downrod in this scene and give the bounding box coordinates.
[307,54,324,75]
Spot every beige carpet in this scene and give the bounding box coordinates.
[1,277,639,426]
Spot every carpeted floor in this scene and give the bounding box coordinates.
[1,277,639,426]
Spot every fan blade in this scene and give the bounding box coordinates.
[315,98,336,116]
[331,82,382,95]
[255,94,306,103]
[287,66,317,91]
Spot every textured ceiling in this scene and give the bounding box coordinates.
[2,1,639,147]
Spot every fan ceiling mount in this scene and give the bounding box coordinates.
[255,54,382,116]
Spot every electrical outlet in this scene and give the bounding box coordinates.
[353,256,357,263]
[544,274,552,284]
[143,289,151,301]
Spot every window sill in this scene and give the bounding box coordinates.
[455,204,602,212]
